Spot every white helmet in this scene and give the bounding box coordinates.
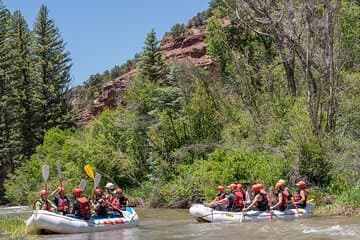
[105,182,115,190]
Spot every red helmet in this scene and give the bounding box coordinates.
[58,187,65,194]
[237,184,243,190]
[251,184,262,192]
[296,181,306,188]
[72,188,82,197]
[228,183,237,190]
[217,185,225,191]
[94,188,103,196]
[40,190,47,196]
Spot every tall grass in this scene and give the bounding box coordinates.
[0,216,28,239]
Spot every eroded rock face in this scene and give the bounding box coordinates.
[77,25,212,127]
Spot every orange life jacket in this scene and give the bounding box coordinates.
[235,191,245,207]
[57,197,69,212]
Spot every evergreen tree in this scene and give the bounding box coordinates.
[137,29,166,82]
[7,10,37,161]
[0,0,11,194]
[33,5,73,135]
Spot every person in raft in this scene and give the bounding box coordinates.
[243,184,268,212]
[49,187,71,215]
[104,182,115,202]
[292,181,309,209]
[269,182,287,212]
[34,190,57,211]
[71,188,91,220]
[209,184,237,211]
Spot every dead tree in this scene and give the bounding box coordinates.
[227,0,341,135]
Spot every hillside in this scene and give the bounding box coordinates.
[76,25,213,127]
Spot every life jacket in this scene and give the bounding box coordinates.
[57,197,69,213]
[294,189,308,208]
[215,192,226,201]
[255,190,268,211]
[106,193,114,203]
[112,196,128,208]
[235,191,245,207]
[95,202,109,216]
[226,193,236,211]
[283,188,292,200]
[275,189,288,210]
[34,199,51,211]
[77,197,90,217]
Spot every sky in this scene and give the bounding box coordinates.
[5,0,210,87]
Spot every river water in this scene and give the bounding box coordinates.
[29,208,360,240]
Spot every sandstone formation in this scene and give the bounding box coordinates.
[77,25,212,127]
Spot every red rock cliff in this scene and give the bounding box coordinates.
[77,25,212,127]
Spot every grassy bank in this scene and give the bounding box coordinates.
[0,216,29,240]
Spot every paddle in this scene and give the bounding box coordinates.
[84,164,101,201]
[269,190,273,221]
[293,197,299,214]
[80,179,87,191]
[56,161,64,200]
[42,164,49,193]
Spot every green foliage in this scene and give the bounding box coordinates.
[137,29,166,82]
[169,23,187,41]
[0,216,28,239]
[157,148,286,204]
[337,1,360,70]
[338,186,360,209]
[33,5,73,132]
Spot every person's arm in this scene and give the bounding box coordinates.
[270,193,282,210]
[243,194,260,211]
[48,200,57,211]
[49,187,59,198]
[209,196,229,207]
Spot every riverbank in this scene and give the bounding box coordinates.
[0,216,28,239]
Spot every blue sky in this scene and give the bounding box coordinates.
[5,0,210,87]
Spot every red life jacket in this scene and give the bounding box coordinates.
[112,198,120,208]
[78,197,90,216]
[235,191,245,207]
[275,190,288,208]
[57,198,69,212]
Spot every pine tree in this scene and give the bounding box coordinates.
[33,5,73,135]
[137,29,166,82]
[7,10,37,162]
[0,0,12,193]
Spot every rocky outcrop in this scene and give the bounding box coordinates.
[77,25,212,127]
[160,25,212,67]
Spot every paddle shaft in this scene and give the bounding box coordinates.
[269,191,273,221]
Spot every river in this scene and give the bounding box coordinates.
[28,208,359,240]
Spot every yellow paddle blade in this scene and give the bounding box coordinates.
[84,164,95,179]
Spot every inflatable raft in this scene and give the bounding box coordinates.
[189,203,314,223]
[26,207,139,234]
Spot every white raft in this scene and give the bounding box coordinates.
[189,203,314,223]
[26,207,139,234]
